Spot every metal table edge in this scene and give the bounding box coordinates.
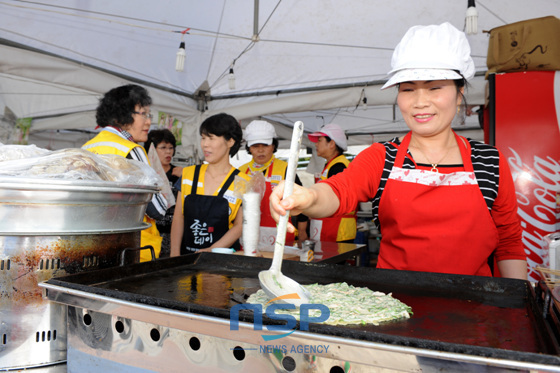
[40,281,560,372]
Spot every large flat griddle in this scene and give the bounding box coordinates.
[43,253,560,368]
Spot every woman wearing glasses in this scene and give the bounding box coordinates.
[82,84,168,261]
[145,129,183,188]
[144,129,183,257]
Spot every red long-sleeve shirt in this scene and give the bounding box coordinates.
[323,141,525,263]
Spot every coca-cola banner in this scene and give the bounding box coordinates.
[493,71,560,282]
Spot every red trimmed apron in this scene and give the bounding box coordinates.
[311,158,355,242]
[246,163,295,247]
[310,213,355,243]
[377,132,499,276]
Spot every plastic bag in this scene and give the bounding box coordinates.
[234,171,266,199]
[0,143,51,161]
[147,143,175,207]
[0,145,164,187]
[98,153,165,187]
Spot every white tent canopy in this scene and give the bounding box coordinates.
[1,0,559,156]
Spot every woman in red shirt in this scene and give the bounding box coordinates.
[269,23,527,280]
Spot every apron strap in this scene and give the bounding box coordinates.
[217,169,240,198]
[190,164,202,195]
[394,132,413,168]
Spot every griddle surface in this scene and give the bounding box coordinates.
[46,253,560,365]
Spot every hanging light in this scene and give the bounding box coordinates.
[175,28,190,72]
[175,41,186,72]
[228,66,236,90]
[465,0,478,35]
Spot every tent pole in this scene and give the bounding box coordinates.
[253,0,259,40]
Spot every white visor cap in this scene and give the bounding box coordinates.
[381,22,475,90]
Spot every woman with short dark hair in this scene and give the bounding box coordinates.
[82,84,168,261]
[170,113,250,255]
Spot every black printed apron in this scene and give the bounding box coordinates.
[181,165,240,254]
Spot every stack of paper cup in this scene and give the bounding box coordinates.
[242,192,261,256]
[545,232,560,272]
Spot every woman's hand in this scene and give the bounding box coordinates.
[269,181,316,233]
[270,182,341,233]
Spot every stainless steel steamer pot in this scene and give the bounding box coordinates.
[0,177,156,233]
[0,177,157,370]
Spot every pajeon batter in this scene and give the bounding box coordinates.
[247,282,412,326]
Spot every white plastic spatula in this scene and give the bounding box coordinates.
[258,121,310,306]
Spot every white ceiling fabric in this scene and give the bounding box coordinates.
[0,0,558,155]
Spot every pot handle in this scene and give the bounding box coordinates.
[119,245,155,266]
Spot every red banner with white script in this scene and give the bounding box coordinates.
[494,71,560,282]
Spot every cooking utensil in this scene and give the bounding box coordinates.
[258,121,310,306]
[0,231,141,370]
[0,177,156,233]
[0,177,155,370]
[40,253,560,371]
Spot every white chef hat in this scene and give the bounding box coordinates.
[381,22,475,90]
[244,120,277,147]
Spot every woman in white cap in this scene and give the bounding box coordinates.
[270,23,527,279]
[307,123,356,243]
[239,120,309,247]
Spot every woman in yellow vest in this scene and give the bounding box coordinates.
[170,113,250,255]
[307,123,357,243]
[82,84,168,261]
[238,120,309,248]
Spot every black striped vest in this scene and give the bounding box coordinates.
[371,137,500,231]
